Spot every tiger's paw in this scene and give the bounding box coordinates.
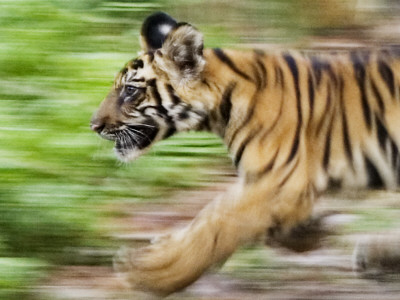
[113,245,175,296]
[113,234,208,297]
[353,233,400,278]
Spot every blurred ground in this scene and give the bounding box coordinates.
[37,173,400,300]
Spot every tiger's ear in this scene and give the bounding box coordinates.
[155,23,205,87]
[140,12,178,52]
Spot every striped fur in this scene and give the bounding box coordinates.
[91,12,400,296]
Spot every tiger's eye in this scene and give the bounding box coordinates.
[126,86,137,95]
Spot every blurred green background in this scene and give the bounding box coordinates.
[1,0,400,299]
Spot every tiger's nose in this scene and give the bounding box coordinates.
[90,121,105,133]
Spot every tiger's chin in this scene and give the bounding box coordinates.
[114,145,149,163]
[113,124,160,162]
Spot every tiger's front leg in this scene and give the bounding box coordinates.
[114,169,314,296]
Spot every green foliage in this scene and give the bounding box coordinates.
[0,258,47,299]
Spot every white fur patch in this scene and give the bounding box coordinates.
[159,24,173,36]
[114,146,149,163]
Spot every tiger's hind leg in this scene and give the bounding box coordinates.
[353,231,400,277]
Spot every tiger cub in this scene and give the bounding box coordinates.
[91,12,400,296]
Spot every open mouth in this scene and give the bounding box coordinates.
[115,124,159,153]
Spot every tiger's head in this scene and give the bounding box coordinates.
[90,12,210,162]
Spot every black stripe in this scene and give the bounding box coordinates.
[394,142,400,184]
[376,116,400,169]
[162,108,177,137]
[147,52,154,63]
[323,130,331,170]
[360,82,373,131]
[220,82,236,126]
[259,94,284,142]
[228,99,256,149]
[279,157,300,188]
[202,78,211,89]
[328,178,342,189]
[245,148,279,184]
[342,113,353,163]
[148,79,163,107]
[146,78,156,87]
[147,80,178,137]
[252,63,263,90]
[391,139,399,168]
[132,78,145,82]
[260,148,279,175]
[256,58,267,89]
[177,110,189,120]
[234,131,258,168]
[275,65,284,87]
[365,155,384,188]
[283,54,302,164]
[371,79,385,114]
[378,59,395,97]
[283,54,302,123]
[340,80,353,164]
[310,56,338,87]
[254,49,265,56]
[310,56,326,86]
[350,52,373,131]
[323,114,334,170]
[132,59,144,69]
[213,48,252,81]
[391,140,400,183]
[164,126,176,139]
[286,126,301,165]
[310,57,322,86]
[376,116,388,150]
[315,82,332,136]
[199,114,211,131]
[283,54,300,102]
[308,72,315,121]
[166,84,181,105]
[209,110,219,130]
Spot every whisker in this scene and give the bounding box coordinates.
[123,131,136,149]
[125,130,141,146]
[128,123,157,129]
[127,128,152,143]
